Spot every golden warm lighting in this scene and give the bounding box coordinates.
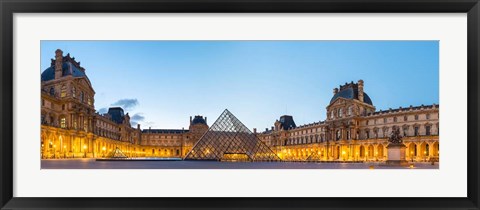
[83,145,87,149]
[342,151,346,155]
[369,165,374,169]
[102,147,106,151]
[409,164,414,169]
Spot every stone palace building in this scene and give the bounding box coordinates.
[41,49,208,159]
[41,49,439,162]
[257,80,439,162]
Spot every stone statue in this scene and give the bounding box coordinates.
[388,128,403,144]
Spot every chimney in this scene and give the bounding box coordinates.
[54,49,63,80]
[253,128,257,134]
[190,116,192,124]
[137,124,141,130]
[265,128,268,132]
[358,79,364,102]
[271,126,274,131]
[205,117,207,124]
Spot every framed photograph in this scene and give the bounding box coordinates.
[1,0,479,209]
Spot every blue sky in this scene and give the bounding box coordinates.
[41,41,439,130]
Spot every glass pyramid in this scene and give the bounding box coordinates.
[185,109,281,162]
[107,147,128,158]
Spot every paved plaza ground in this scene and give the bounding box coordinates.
[41,159,439,169]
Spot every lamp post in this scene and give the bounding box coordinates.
[83,144,87,158]
[424,151,427,162]
[342,150,346,162]
[102,146,106,158]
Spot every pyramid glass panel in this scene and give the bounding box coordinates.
[107,147,128,158]
[185,109,281,161]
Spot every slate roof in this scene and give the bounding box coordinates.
[191,116,207,125]
[41,62,88,82]
[279,115,296,130]
[142,129,189,134]
[330,86,373,105]
[108,107,125,124]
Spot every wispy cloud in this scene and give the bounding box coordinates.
[131,113,145,121]
[111,98,138,111]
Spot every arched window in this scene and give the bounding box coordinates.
[366,130,370,139]
[403,126,408,136]
[49,87,55,96]
[336,130,341,140]
[338,108,343,118]
[348,106,353,116]
[426,113,430,120]
[425,144,430,156]
[425,125,431,135]
[60,85,67,98]
[330,110,335,119]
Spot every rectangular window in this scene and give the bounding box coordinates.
[60,118,66,128]
[426,126,431,136]
[414,127,419,136]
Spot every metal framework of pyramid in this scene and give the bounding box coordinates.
[107,147,128,158]
[305,152,322,161]
[184,109,281,162]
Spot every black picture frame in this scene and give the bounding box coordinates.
[1,0,479,209]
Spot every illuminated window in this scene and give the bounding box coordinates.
[60,85,67,98]
[60,117,66,128]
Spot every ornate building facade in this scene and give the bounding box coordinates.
[41,49,439,162]
[41,49,208,159]
[257,80,439,162]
